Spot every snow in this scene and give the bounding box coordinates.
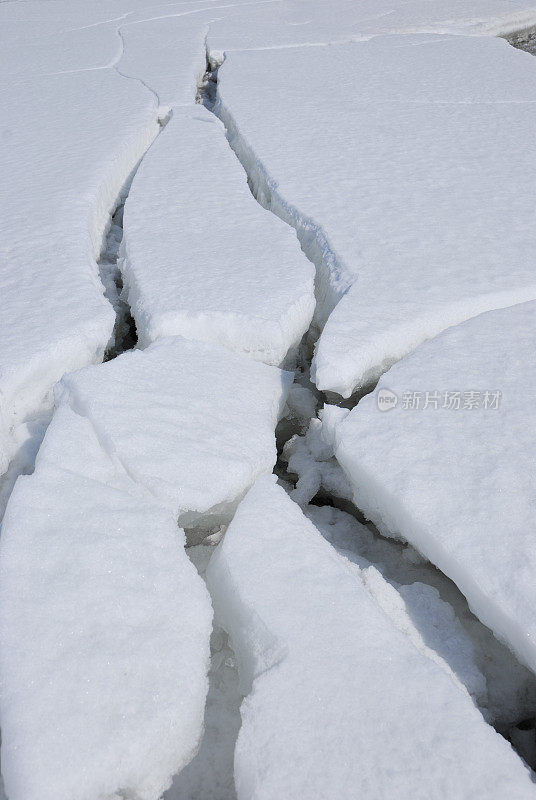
[3,0,536,795]
[304,504,536,726]
[121,106,314,364]
[117,12,211,106]
[282,417,353,506]
[207,475,534,799]
[0,405,212,800]
[211,34,536,397]
[332,301,536,675]
[57,336,292,526]
[0,67,159,476]
[206,0,536,55]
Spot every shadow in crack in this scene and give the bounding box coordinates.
[165,544,242,800]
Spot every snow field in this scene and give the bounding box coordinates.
[211,34,536,397]
[3,0,536,796]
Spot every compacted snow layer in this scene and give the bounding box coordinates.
[57,336,292,526]
[0,405,212,800]
[206,0,536,55]
[117,12,211,106]
[0,68,159,475]
[207,476,535,799]
[332,301,536,674]
[122,106,314,364]
[212,34,536,397]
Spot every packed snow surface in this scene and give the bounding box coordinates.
[0,405,212,800]
[332,301,536,674]
[117,11,211,107]
[212,34,536,396]
[57,336,292,526]
[207,0,536,55]
[122,106,314,363]
[207,476,534,799]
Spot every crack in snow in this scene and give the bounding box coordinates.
[195,41,536,777]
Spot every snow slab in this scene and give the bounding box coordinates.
[0,68,159,475]
[207,0,536,55]
[117,11,212,107]
[206,475,534,799]
[122,105,314,364]
[212,34,536,397]
[57,336,292,526]
[332,301,536,675]
[0,404,212,800]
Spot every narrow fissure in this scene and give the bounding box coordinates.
[196,49,536,775]
[99,198,138,360]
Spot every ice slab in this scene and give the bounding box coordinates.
[0,405,212,800]
[207,0,536,55]
[207,476,534,799]
[57,336,292,526]
[332,301,536,674]
[0,68,159,474]
[122,106,314,364]
[211,35,536,397]
[118,12,211,106]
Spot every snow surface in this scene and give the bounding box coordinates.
[57,336,292,526]
[3,0,536,796]
[212,34,536,396]
[0,405,212,800]
[207,0,536,56]
[207,476,535,799]
[121,106,314,363]
[0,67,159,475]
[117,11,211,107]
[332,301,536,675]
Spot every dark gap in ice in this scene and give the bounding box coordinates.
[98,193,138,361]
[196,55,219,111]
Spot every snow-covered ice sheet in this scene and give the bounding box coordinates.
[0,405,212,800]
[206,0,536,55]
[58,336,292,526]
[212,34,536,396]
[117,12,211,106]
[207,476,534,799]
[332,301,536,675]
[0,69,159,475]
[122,106,314,364]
